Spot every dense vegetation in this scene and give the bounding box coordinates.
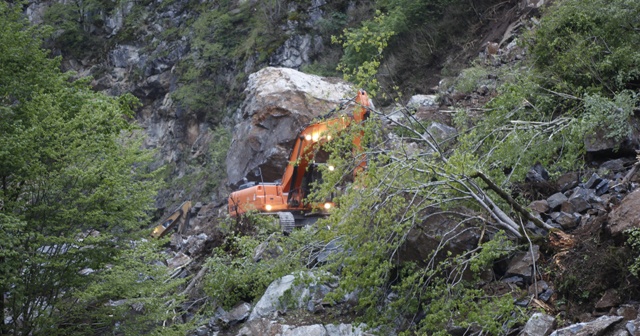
[0,3,184,335]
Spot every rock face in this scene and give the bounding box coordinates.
[549,315,623,336]
[397,209,481,265]
[506,245,540,282]
[522,313,556,336]
[248,271,334,321]
[248,274,297,321]
[607,188,640,237]
[226,67,354,186]
[236,319,370,336]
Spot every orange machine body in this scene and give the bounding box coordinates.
[228,90,371,218]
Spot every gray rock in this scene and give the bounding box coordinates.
[584,173,603,189]
[520,313,556,336]
[236,321,369,336]
[595,179,610,196]
[595,289,620,310]
[550,315,623,336]
[324,324,371,336]
[253,233,283,262]
[600,159,626,174]
[26,1,48,25]
[170,233,185,250]
[526,163,550,182]
[220,302,252,325]
[316,237,344,264]
[524,0,546,8]
[584,125,640,155]
[248,271,333,321]
[105,6,125,37]
[552,212,580,230]
[607,189,640,236]
[425,122,457,143]
[547,193,569,211]
[166,252,191,269]
[79,268,96,276]
[607,328,630,336]
[407,95,438,108]
[194,325,210,336]
[281,324,327,336]
[539,288,554,302]
[185,234,207,255]
[506,245,540,281]
[237,318,283,335]
[502,275,524,285]
[398,208,481,265]
[557,172,580,192]
[110,45,141,69]
[249,274,296,321]
[270,34,322,69]
[617,305,638,320]
[567,189,592,213]
[626,320,640,336]
[529,200,550,213]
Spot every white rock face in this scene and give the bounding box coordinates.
[247,271,335,322]
[407,94,438,108]
[110,45,141,69]
[242,67,353,115]
[522,313,555,336]
[226,67,354,185]
[248,274,296,321]
[236,319,371,336]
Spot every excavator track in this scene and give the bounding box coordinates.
[277,212,296,233]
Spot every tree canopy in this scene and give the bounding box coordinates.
[0,3,163,334]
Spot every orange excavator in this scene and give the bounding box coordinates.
[228,90,372,231]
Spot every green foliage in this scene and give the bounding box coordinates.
[580,91,638,145]
[206,126,232,192]
[57,240,189,335]
[203,216,309,309]
[455,66,490,94]
[333,11,395,95]
[304,115,523,333]
[0,3,161,334]
[172,0,287,122]
[166,125,231,198]
[43,0,119,58]
[530,0,640,94]
[410,239,522,335]
[627,228,640,276]
[452,0,640,185]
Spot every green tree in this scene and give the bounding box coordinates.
[0,3,162,334]
[530,0,640,94]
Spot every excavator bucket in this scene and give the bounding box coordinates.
[151,201,192,238]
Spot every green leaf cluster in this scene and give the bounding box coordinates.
[333,11,396,95]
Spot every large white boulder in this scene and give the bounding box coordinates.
[226,67,354,186]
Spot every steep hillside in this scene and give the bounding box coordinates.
[4,0,640,335]
[22,0,528,213]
